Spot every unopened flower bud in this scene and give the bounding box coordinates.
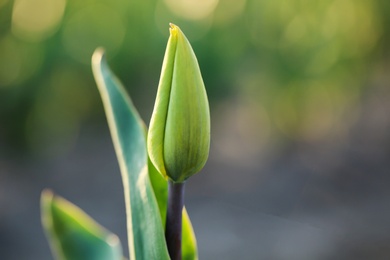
[148,23,210,183]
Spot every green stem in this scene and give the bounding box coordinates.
[165,181,185,260]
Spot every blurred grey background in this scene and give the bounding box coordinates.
[1,0,390,259]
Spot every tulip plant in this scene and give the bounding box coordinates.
[41,24,209,260]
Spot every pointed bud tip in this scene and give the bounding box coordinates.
[41,189,54,202]
[169,23,179,36]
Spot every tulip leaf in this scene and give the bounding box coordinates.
[92,49,169,260]
[41,190,123,260]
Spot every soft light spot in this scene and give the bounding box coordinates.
[0,36,20,86]
[306,43,340,75]
[213,98,271,167]
[300,83,335,141]
[0,35,43,87]
[272,89,301,138]
[0,0,8,9]
[283,16,307,44]
[11,0,66,42]
[62,4,126,64]
[154,1,213,41]
[163,0,219,21]
[213,0,246,27]
[25,67,91,155]
[154,2,213,42]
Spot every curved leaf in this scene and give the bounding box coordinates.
[92,49,170,260]
[41,190,123,260]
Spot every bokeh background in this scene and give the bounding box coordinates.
[1,0,390,259]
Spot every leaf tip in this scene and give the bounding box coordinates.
[92,47,106,68]
[41,189,54,208]
[106,234,121,247]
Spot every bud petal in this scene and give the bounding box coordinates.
[148,23,210,183]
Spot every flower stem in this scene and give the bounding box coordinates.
[166,180,185,260]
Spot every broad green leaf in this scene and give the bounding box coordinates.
[41,190,123,260]
[149,159,198,260]
[92,49,170,260]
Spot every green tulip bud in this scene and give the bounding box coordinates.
[147,23,210,183]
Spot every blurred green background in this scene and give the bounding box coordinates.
[1,0,390,259]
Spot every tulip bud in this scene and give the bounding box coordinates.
[147,23,210,183]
